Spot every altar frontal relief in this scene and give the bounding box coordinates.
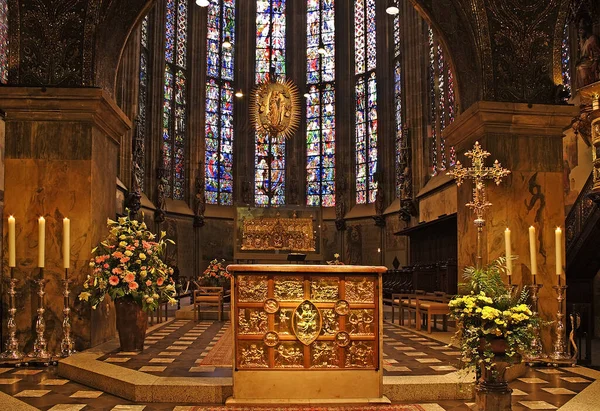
[241,216,315,252]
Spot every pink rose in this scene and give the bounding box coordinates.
[146,280,152,286]
[109,275,120,286]
[157,277,164,286]
[128,281,139,290]
[120,257,130,264]
[112,251,124,259]
[112,267,122,275]
[124,272,135,283]
[103,263,109,269]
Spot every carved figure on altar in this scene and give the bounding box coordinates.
[295,302,317,336]
[576,18,600,88]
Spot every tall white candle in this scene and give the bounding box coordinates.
[38,216,45,268]
[529,226,537,275]
[8,216,15,268]
[504,228,512,275]
[555,227,563,276]
[63,217,70,269]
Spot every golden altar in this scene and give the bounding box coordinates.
[227,264,388,404]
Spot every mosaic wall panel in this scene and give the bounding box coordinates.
[233,271,379,370]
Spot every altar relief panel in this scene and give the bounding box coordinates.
[232,269,379,370]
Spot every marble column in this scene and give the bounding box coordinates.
[444,101,578,352]
[0,88,131,353]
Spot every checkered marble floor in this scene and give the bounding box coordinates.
[0,319,594,410]
[98,320,231,377]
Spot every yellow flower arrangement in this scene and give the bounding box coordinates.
[448,258,538,371]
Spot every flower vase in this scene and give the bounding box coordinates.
[476,338,512,411]
[114,297,148,352]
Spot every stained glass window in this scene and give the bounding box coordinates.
[393,0,404,198]
[135,14,151,190]
[0,0,7,84]
[561,20,571,98]
[355,0,377,204]
[255,0,287,206]
[306,0,335,207]
[162,0,188,200]
[205,0,236,206]
[428,26,456,177]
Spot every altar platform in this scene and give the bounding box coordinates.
[0,314,595,410]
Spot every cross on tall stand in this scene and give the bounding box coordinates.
[447,142,511,268]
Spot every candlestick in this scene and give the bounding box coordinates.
[529,226,537,275]
[38,217,45,268]
[552,284,570,361]
[27,271,51,362]
[525,284,545,362]
[63,217,70,269]
[0,267,23,360]
[504,227,512,276]
[555,227,563,276]
[60,269,75,357]
[8,216,15,268]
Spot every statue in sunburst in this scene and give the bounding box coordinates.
[252,76,300,140]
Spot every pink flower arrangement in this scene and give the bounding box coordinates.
[200,259,231,287]
[78,213,177,312]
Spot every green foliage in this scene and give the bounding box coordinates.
[449,258,539,373]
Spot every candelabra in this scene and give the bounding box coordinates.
[0,268,23,360]
[525,284,545,361]
[551,281,570,361]
[60,268,75,357]
[27,273,51,362]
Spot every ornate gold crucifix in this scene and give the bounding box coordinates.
[447,141,511,268]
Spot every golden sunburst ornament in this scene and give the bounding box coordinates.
[252,77,300,139]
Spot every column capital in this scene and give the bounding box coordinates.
[444,101,578,148]
[0,87,131,144]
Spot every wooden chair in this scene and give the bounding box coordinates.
[415,293,451,333]
[193,286,224,322]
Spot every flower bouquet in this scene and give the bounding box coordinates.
[78,213,177,351]
[448,258,538,374]
[200,258,231,288]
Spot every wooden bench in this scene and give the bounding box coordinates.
[392,290,425,326]
[415,293,451,333]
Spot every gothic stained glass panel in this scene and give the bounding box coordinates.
[255,0,286,206]
[176,0,188,69]
[0,0,6,84]
[162,66,174,197]
[437,44,446,170]
[205,0,236,206]
[428,27,437,177]
[165,0,176,63]
[255,0,286,83]
[306,0,335,207]
[163,0,188,200]
[136,14,151,191]
[355,0,377,204]
[561,21,571,98]
[394,60,403,198]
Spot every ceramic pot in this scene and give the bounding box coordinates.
[114,297,148,352]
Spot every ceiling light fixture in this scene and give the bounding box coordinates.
[235,89,244,98]
[196,0,209,7]
[386,3,399,15]
[223,36,232,49]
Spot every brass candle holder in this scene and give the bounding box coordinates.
[551,277,570,361]
[525,283,544,362]
[60,268,75,357]
[26,271,51,363]
[0,267,23,360]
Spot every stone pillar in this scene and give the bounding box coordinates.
[444,101,578,351]
[0,88,131,353]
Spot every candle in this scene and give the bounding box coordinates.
[529,226,537,276]
[504,228,512,276]
[38,216,45,268]
[63,217,70,269]
[8,216,15,268]
[555,227,563,276]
